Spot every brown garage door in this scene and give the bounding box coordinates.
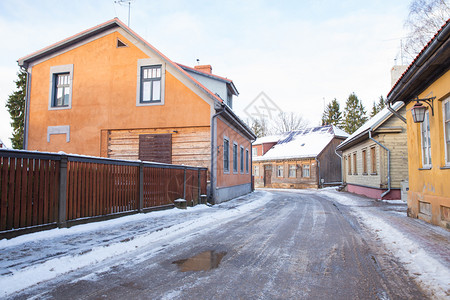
[139,134,172,164]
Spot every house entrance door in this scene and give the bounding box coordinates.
[264,165,272,187]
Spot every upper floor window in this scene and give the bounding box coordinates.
[53,74,70,107]
[443,98,450,165]
[252,147,257,156]
[49,64,73,110]
[141,65,161,103]
[421,111,432,168]
[136,58,165,106]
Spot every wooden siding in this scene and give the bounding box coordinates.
[139,134,172,164]
[104,127,211,169]
[342,107,408,189]
[317,138,345,183]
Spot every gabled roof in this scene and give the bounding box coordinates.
[336,101,404,151]
[254,125,348,161]
[387,18,450,104]
[17,18,226,105]
[177,63,239,96]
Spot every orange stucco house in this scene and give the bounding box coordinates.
[18,18,255,203]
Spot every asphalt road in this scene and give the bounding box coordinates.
[13,190,427,299]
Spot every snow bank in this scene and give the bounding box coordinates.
[322,190,450,299]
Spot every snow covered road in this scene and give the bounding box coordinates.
[1,189,448,299]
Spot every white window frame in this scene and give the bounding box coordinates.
[443,98,450,166]
[48,64,73,110]
[254,165,259,176]
[421,111,432,168]
[136,58,165,106]
[252,147,257,157]
[302,164,310,178]
[223,137,230,173]
[288,164,296,178]
[277,165,284,177]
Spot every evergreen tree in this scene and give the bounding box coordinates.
[342,93,368,134]
[249,117,270,138]
[370,96,386,117]
[5,69,27,149]
[321,98,342,127]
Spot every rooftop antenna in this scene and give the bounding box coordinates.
[196,58,200,65]
[115,0,134,27]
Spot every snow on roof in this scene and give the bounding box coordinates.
[252,134,284,145]
[254,125,348,161]
[338,101,404,149]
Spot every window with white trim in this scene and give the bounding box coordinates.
[49,64,73,110]
[443,98,450,165]
[277,165,284,177]
[252,147,257,156]
[421,111,432,168]
[140,65,161,103]
[288,164,296,178]
[302,164,310,177]
[254,165,259,176]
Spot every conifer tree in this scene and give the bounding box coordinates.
[321,98,342,127]
[342,93,367,134]
[5,69,27,149]
[370,96,386,117]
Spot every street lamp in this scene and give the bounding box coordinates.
[410,96,435,123]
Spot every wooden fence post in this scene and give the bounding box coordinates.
[139,163,143,212]
[58,155,68,228]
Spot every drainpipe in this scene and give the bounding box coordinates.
[210,104,225,204]
[334,148,343,185]
[368,129,391,199]
[387,101,406,124]
[21,66,31,150]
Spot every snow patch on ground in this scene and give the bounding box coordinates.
[0,192,273,297]
[321,190,450,299]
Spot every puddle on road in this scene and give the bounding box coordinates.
[172,250,227,272]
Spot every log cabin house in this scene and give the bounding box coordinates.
[252,125,348,189]
[17,18,256,203]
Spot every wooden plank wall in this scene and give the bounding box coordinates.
[105,127,211,169]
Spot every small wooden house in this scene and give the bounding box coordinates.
[17,18,256,203]
[336,102,408,200]
[252,125,348,189]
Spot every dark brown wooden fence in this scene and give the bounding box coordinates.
[0,149,208,238]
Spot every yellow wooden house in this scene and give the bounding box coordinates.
[387,19,450,229]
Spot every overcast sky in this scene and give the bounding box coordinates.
[0,0,412,148]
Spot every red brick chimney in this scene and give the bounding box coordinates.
[194,65,212,74]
